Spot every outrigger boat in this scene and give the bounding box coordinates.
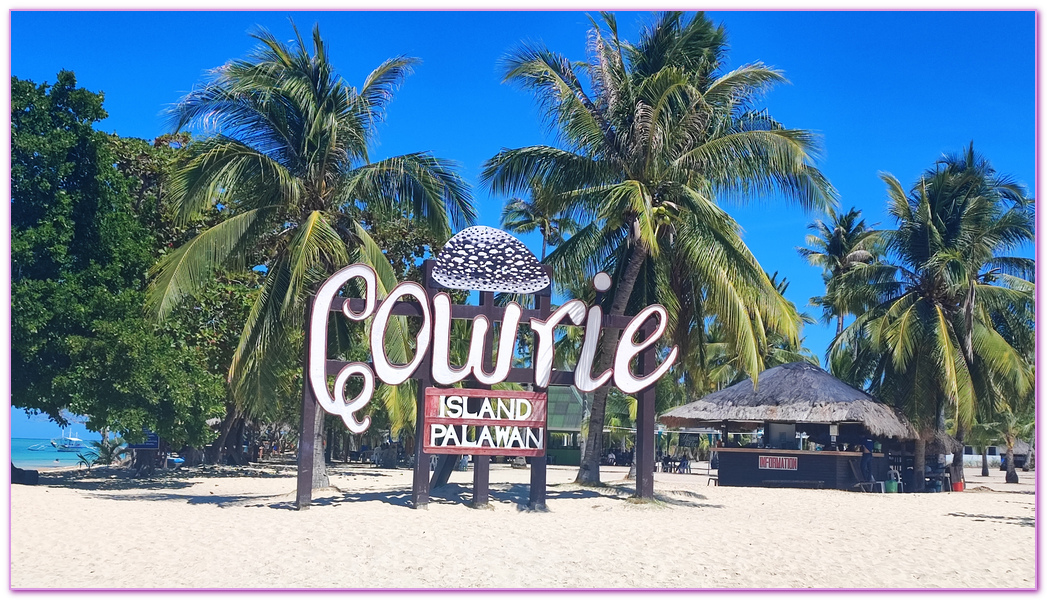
[50,430,90,453]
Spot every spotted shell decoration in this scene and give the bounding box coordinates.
[432,226,550,294]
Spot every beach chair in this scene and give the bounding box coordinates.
[849,459,876,492]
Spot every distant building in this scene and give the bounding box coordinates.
[962,439,1031,468]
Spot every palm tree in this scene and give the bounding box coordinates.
[90,437,128,466]
[697,274,818,390]
[483,12,835,484]
[831,146,1033,490]
[995,404,1034,484]
[797,207,881,337]
[500,180,579,261]
[148,24,475,488]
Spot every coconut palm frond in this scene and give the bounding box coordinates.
[148,206,278,319]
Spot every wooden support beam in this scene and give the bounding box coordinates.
[470,290,496,508]
[472,455,490,507]
[324,360,576,386]
[411,261,436,509]
[430,454,458,488]
[327,297,635,329]
[528,292,552,510]
[411,368,431,509]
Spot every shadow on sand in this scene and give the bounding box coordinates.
[37,464,725,512]
[945,512,1035,528]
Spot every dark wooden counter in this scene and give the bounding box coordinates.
[713,448,887,490]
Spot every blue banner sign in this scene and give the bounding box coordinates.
[127,431,160,450]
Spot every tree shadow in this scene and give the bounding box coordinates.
[35,465,723,512]
[657,489,724,509]
[945,512,1035,528]
[78,479,635,511]
[37,473,196,492]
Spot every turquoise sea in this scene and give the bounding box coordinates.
[11,437,94,470]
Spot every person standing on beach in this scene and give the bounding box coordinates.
[861,438,874,481]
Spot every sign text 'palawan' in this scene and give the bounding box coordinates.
[307,264,679,433]
[423,388,547,456]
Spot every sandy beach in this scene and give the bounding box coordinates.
[10,460,1035,590]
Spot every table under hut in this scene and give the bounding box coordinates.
[660,362,917,491]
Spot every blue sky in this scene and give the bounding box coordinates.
[9,10,1036,436]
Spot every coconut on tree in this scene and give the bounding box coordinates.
[483,11,835,485]
[148,24,475,488]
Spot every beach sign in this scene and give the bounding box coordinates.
[305,234,678,436]
[423,388,547,456]
[758,456,798,471]
[299,226,678,509]
[126,430,160,450]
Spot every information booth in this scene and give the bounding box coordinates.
[661,362,916,491]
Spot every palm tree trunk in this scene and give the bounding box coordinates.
[952,282,976,484]
[912,434,927,493]
[836,314,844,337]
[951,428,966,484]
[962,282,975,365]
[981,446,989,477]
[206,403,238,464]
[576,242,650,486]
[1005,438,1019,484]
[310,404,329,489]
[225,416,248,465]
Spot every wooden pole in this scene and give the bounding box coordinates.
[471,290,496,508]
[472,455,490,507]
[528,291,552,510]
[411,260,437,509]
[411,375,430,509]
[296,296,316,510]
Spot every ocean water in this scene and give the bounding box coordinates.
[11,437,93,470]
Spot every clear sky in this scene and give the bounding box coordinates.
[8,10,1036,436]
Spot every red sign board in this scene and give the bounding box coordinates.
[758,456,798,471]
[423,388,547,456]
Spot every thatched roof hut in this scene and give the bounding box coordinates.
[660,361,917,439]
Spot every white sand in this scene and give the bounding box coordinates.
[10,461,1035,589]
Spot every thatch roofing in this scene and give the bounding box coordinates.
[1007,439,1032,456]
[926,430,963,456]
[659,361,917,440]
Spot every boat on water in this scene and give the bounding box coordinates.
[50,431,90,453]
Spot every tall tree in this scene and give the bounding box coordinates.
[500,180,579,261]
[483,11,835,484]
[797,207,881,337]
[12,72,226,447]
[148,24,475,488]
[831,145,1034,490]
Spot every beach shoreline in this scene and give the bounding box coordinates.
[10,461,1035,589]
